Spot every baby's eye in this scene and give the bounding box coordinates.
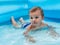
[35,16,39,19]
[30,17,33,19]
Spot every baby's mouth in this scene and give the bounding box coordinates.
[33,22,37,24]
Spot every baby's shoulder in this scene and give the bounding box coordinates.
[43,23,48,26]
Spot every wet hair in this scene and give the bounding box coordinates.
[30,7,44,17]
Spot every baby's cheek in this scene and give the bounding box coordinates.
[30,19,32,21]
[30,19,33,23]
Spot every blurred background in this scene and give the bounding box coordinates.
[0,0,60,25]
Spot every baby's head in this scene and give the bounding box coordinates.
[29,7,44,26]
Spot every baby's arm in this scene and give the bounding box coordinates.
[11,16,21,28]
[24,25,31,36]
[23,25,36,43]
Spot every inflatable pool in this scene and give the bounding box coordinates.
[0,0,60,45]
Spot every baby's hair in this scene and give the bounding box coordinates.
[30,7,44,17]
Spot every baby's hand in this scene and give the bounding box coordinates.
[23,32,36,43]
[28,36,36,43]
[23,32,28,36]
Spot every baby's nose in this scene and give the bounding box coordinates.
[33,19,36,21]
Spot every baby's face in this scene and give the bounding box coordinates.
[30,10,43,26]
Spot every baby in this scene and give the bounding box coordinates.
[11,7,60,43]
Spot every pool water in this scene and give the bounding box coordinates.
[0,19,60,45]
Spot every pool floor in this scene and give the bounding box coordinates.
[0,19,60,45]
